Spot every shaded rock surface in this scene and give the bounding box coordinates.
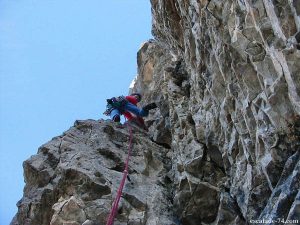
[12,0,300,225]
[11,120,175,225]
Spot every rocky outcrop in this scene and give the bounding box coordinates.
[12,0,300,225]
[11,120,175,225]
[133,0,300,224]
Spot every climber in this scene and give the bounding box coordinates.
[103,93,157,125]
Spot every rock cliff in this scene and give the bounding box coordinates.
[11,0,300,225]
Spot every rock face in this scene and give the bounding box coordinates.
[11,120,175,225]
[12,0,300,225]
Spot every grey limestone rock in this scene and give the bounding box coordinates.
[12,120,175,225]
[12,0,300,224]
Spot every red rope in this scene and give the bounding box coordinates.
[106,124,133,225]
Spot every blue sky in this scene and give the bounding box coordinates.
[0,1,151,224]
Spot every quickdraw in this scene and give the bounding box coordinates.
[103,96,128,115]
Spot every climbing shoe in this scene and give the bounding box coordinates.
[142,102,157,112]
[113,115,120,122]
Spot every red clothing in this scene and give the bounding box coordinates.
[125,95,138,105]
[123,95,147,130]
[123,96,138,120]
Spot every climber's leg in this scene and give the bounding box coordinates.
[110,109,121,122]
[124,102,148,117]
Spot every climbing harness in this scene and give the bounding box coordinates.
[105,123,133,225]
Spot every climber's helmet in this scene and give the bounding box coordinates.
[130,93,142,102]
